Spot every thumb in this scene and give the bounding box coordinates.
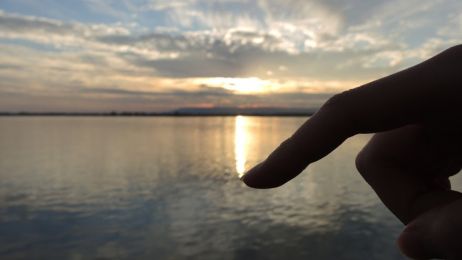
[397,199,462,260]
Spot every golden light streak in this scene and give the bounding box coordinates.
[234,115,249,178]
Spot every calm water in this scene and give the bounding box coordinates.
[2,116,459,259]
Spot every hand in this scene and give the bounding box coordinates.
[242,45,462,259]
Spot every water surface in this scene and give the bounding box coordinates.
[2,116,456,259]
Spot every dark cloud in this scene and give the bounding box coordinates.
[0,63,23,70]
[0,13,72,34]
[79,85,333,108]
[118,38,401,80]
[96,32,192,52]
[80,84,234,97]
[0,80,332,112]
[125,54,243,78]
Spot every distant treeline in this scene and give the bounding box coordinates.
[0,111,165,116]
[0,107,317,117]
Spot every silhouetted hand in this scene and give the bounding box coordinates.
[242,45,462,259]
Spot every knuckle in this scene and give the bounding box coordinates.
[355,146,385,183]
[355,150,370,176]
[446,44,462,55]
[437,44,462,64]
[322,91,353,112]
[320,89,361,134]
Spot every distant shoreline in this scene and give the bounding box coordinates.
[0,107,317,117]
[0,112,314,117]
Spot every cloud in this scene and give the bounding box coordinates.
[80,84,234,97]
[0,0,461,111]
[0,10,394,82]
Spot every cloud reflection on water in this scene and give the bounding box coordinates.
[0,117,431,259]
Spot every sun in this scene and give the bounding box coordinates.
[203,77,271,94]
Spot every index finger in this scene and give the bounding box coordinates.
[242,45,462,189]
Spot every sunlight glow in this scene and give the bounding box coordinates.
[203,77,272,94]
[234,115,250,177]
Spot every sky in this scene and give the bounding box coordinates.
[0,0,461,112]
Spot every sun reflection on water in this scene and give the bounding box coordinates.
[234,115,250,178]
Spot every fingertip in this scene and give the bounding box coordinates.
[240,163,259,187]
[241,163,285,189]
[397,222,439,260]
[397,224,422,259]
